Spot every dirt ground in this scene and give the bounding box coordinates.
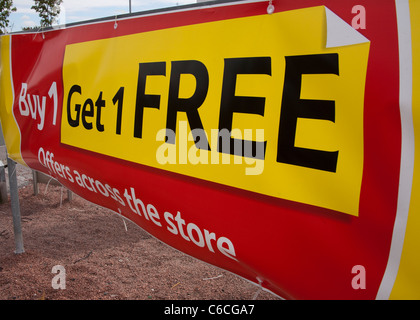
[0,162,281,301]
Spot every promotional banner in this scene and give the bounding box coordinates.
[0,0,418,299]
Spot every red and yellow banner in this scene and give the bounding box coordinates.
[0,0,419,299]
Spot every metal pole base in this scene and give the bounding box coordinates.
[7,157,24,254]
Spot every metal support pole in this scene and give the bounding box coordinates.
[7,157,24,254]
[32,170,39,195]
[129,0,131,13]
[67,189,73,201]
[0,160,7,203]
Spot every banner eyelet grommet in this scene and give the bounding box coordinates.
[267,0,275,14]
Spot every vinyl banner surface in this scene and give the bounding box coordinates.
[0,0,419,299]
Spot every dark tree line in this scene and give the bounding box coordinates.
[0,0,63,33]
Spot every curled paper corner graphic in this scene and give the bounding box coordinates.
[325,6,370,48]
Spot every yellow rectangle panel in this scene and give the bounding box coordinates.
[61,6,370,216]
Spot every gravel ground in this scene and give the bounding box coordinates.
[0,154,281,301]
